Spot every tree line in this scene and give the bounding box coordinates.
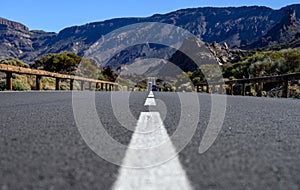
[1,52,117,82]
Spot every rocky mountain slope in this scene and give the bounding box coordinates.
[0,18,56,62]
[0,4,300,67]
[246,8,300,49]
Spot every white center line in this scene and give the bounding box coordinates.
[112,92,193,190]
[144,91,156,106]
[112,112,193,190]
[144,98,156,106]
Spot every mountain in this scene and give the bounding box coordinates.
[0,18,56,62]
[246,8,300,49]
[0,4,300,67]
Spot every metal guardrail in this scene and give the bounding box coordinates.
[0,64,118,91]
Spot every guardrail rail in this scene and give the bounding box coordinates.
[0,64,118,91]
[195,73,300,98]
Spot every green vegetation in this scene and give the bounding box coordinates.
[222,48,300,79]
[0,48,299,93]
[32,51,117,81]
[0,79,30,91]
[134,79,148,91]
[32,52,82,74]
[188,48,300,84]
[156,79,175,92]
[0,52,118,91]
[184,48,300,97]
[173,73,192,92]
[77,58,99,78]
[100,66,118,82]
[0,58,29,68]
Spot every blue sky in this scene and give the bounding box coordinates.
[1,0,298,32]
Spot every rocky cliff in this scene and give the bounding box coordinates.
[0,4,299,65]
[0,18,56,62]
[246,8,300,49]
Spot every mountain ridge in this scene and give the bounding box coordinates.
[0,4,300,65]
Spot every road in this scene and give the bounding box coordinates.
[0,91,300,190]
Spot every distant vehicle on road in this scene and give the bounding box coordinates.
[152,85,158,91]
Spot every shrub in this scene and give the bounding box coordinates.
[0,80,30,91]
[0,80,5,91]
[13,80,31,91]
[221,48,300,79]
[0,58,29,68]
[32,52,82,74]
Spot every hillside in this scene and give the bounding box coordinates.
[0,4,300,66]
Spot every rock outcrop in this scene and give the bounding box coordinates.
[0,17,28,31]
[246,8,300,48]
[0,17,56,62]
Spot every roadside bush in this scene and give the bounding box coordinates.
[0,58,29,68]
[0,80,5,91]
[0,80,30,91]
[32,52,81,74]
[13,80,31,91]
[221,48,300,79]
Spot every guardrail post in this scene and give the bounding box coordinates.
[96,82,100,90]
[223,84,226,94]
[36,75,42,91]
[242,83,246,96]
[81,81,84,91]
[283,80,289,98]
[89,82,92,90]
[55,78,60,91]
[229,84,234,95]
[206,85,210,93]
[6,72,13,91]
[70,79,74,91]
[0,64,152,93]
[219,85,223,94]
[257,82,264,97]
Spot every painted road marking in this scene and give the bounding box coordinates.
[148,91,154,98]
[144,98,156,106]
[145,91,156,106]
[112,112,193,190]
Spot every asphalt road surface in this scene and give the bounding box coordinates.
[0,91,299,190]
